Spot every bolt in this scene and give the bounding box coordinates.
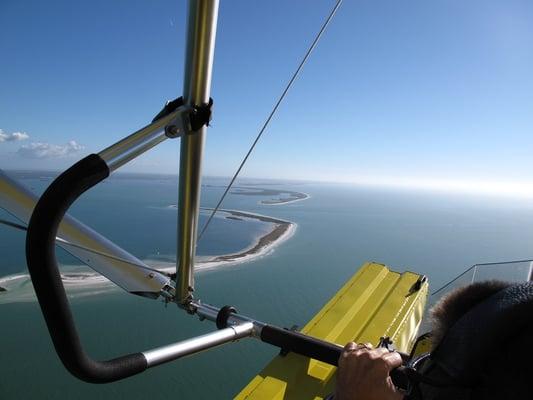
[165,125,180,138]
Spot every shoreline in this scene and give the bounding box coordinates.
[194,213,296,271]
[0,209,296,303]
[260,193,310,206]
[230,187,310,206]
[189,208,296,271]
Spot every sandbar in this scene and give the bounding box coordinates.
[0,208,296,303]
[231,187,309,205]
[198,209,295,267]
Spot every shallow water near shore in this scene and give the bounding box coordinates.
[2,173,533,398]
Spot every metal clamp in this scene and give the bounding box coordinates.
[164,105,194,138]
[153,96,213,137]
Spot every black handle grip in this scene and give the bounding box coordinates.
[261,324,342,365]
[25,154,148,383]
[260,325,411,390]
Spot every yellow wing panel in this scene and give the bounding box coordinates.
[235,262,428,400]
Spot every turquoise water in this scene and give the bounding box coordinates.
[2,173,533,398]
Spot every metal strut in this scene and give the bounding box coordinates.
[175,0,219,306]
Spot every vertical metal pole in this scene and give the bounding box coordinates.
[176,0,219,305]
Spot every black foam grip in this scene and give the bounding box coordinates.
[25,154,148,383]
[261,325,342,365]
[260,325,410,390]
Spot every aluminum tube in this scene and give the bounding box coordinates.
[0,170,171,296]
[143,322,254,367]
[194,302,219,321]
[176,0,219,304]
[98,111,179,171]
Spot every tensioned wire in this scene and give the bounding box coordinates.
[197,0,344,242]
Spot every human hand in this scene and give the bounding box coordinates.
[335,342,404,400]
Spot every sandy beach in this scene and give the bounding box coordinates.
[193,209,296,271]
[230,187,310,205]
[0,209,296,304]
[260,193,310,206]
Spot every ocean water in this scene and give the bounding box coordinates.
[2,172,533,398]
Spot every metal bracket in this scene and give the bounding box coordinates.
[153,96,213,138]
[164,104,194,138]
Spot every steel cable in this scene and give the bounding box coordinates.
[197,0,343,241]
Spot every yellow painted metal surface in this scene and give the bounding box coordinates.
[235,262,428,400]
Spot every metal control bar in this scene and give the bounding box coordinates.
[143,322,254,367]
[192,300,345,364]
[191,301,411,390]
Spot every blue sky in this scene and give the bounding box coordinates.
[1,0,533,195]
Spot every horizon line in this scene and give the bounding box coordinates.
[4,168,533,200]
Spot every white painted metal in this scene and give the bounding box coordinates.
[0,170,171,297]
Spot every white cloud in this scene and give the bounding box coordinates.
[17,140,84,159]
[0,129,29,142]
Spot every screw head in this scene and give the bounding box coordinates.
[165,125,180,138]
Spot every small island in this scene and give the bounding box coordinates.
[194,208,295,269]
[225,215,243,221]
[231,187,309,205]
[161,206,297,271]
